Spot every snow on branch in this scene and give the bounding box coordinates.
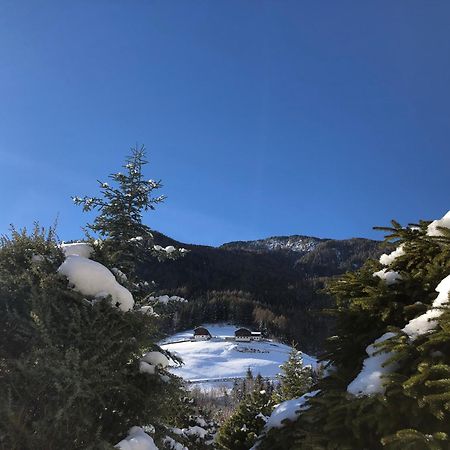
[115,426,158,450]
[264,390,320,430]
[402,274,450,340]
[347,333,397,396]
[57,243,134,312]
[427,210,450,237]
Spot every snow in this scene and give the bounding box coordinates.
[427,211,450,236]
[153,245,178,254]
[163,436,188,450]
[373,269,402,285]
[58,255,134,311]
[115,426,158,450]
[31,254,45,263]
[224,236,321,253]
[348,275,450,397]
[160,324,317,389]
[265,390,320,430]
[141,351,170,368]
[379,244,405,266]
[149,295,188,305]
[184,426,208,438]
[165,424,211,447]
[139,361,156,375]
[60,242,93,258]
[347,332,397,396]
[138,305,154,315]
[139,351,169,375]
[195,417,208,428]
[402,274,450,340]
[112,267,128,282]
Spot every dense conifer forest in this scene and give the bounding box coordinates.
[142,232,387,352]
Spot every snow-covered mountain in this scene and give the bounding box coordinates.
[220,235,327,253]
[160,324,317,390]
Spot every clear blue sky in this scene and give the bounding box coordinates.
[1,1,449,246]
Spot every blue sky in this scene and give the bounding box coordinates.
[1,1,449,246]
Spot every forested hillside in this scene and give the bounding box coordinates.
[143,232,388,353]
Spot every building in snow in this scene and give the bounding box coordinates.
[235,328,253,342]
[235,328,263,342]
[251,331,262,341]
[193,327,212,340]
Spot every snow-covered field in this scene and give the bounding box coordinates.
[160,324,317,389]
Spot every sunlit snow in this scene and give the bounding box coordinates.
[160,324,317,389]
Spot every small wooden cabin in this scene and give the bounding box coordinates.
[235,328,252,342]
[193,326,212,340]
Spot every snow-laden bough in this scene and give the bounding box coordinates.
[58,256,134,311]
[347,333,397,396]
[427,211,450,237]
[115,426,158,450]
[373,269,402,285]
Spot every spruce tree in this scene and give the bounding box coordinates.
[73,145,163,240]
[261,212,450,449]
[72,145,180,277]
[276,344,314,402]
[217,375,274,450]
[0,226,187,449]
[0,148,190,449]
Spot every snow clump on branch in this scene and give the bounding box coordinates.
[57,242,134,312]
[115,426,158,450]
[427,211,450,236]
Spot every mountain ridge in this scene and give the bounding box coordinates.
[152,230,382,253]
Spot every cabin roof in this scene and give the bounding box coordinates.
[235,328,252,336]
[193,326,211,336]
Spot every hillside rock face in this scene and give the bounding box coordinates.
[220,235,326,254]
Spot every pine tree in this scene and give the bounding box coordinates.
[72,145,180,277]
[0,226,188,449]
[262,212,450,449]
[73,145,163,241]
[276,344,314,402]
[217,376,275,450]
[0,148,190,449]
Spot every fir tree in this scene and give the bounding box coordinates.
[261,212,450,449]
[73,145,163,242]
[217,375,275,450]
[275,344,314,402]
[0,226,187,449]
[0,149,190,449]
[72,145,181,277]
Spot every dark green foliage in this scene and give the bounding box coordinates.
[0,149,193,449]
[142,232,386,352]
[275,344,314,402]
[72,146,182,278]
[259,216,450,449]
[217,375,275,450]
[73,145,164,242]
[0,226,187,449]
[158,409,218,450]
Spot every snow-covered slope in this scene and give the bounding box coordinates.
[160,324,317,389]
